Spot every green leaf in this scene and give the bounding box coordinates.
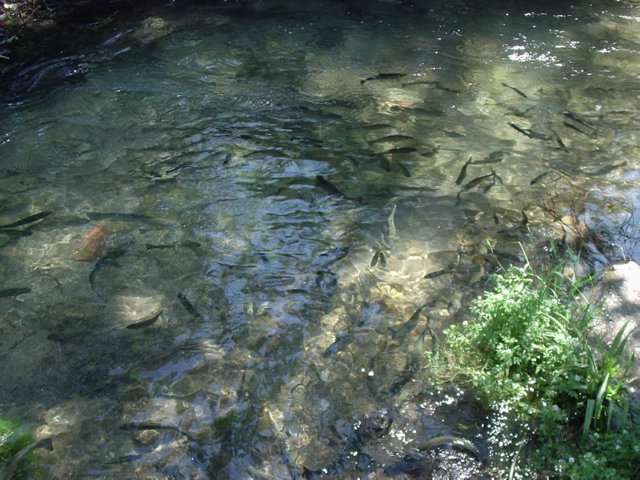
[582,399,595,441]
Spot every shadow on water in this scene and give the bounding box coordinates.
[1,0,640,478]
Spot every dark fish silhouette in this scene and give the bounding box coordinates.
[126,310,163,329]
[368,134,414,145]
[472,150,506,165]
[502,82,528,98]
[455,157,473,185]
[0,287,31,298]
[360,73,407,85]
[178,293,202,319]
[0,211,51,229]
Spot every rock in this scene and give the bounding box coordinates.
[73,224,106,261]
[104,293,164,329]
[132,16,174,45]
[593,261,640,383]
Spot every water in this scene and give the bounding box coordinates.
[1,0,639,477]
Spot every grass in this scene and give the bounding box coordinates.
[426,255,638,478]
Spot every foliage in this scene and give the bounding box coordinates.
[426,259,637,478]
[0,1,42,31]
[0,416,37,472]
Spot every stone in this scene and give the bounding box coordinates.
[593,261,640,383]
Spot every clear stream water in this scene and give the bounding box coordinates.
[1,0,639,478]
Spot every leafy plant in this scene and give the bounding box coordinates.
[426,258,637,477]
[0,416,37,472]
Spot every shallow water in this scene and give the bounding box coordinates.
[1,0,639,478]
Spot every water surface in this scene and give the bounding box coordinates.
[1,0,639,477]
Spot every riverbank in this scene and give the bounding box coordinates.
[0,0,147,62]
[594,261,640,386]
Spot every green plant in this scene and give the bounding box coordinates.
[580,324,634,438]
[0,416,37,472]
[426,258,637,477]
[441,263,592,417]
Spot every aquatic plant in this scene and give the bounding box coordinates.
[426,257,637,477]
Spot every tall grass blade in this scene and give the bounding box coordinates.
[606,399,615,432]
[594,372,610,421]
[583,399,595,441]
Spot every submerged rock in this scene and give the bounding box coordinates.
[73,224,106,261]
[104,293,164,329]
[132,17,174,45]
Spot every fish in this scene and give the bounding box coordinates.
[322,330,350,357]
[126,310,163,329]
[0,211,51,229]
[178,293,202,319]
[0,229,33,237]
[435,83,462,94]
[378,251,387,267]
[424,269,451,279]
[0,438,53,480]
[145,240,201,250]
[360,73,407,85]
[0,287,31,298]
[460,170,496,192]
[587,162,627,176]
[508,122,532,138]
[315,175,344,196]
[502,82,528,98]
[420,145,440,157]
[120,422,195,441]
[528,129,553,141]
[368,134,414,145]
[563,121,595,137]
[387,203,397,238]
[85,212,167,227]
[386,355,420,396]
[401,78,439,87]
[562,110,597,132]
[455,156,473,185]
[243,149,290,159]
[147,161,189,181]
[89,247,128,299]
[370,251,380,267]
[483,171,503,193]
[552,130,570,152]
[0,168,18,180]
[418,435,481,459]
[472,150,506,165]
[105,454,144,464]
[377,154,392,172]
[367,354,419,401]
[385,455,432,476]
[508,122,552,140]
[352,123,393,131]
[381,147,417,155]
[316,175,361,201]
[396,160,412,178]
[508,122,531,138]
[443,129,466,138]
[530,171,553,185]
[392,304,427,343]
[494,250,524,263]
